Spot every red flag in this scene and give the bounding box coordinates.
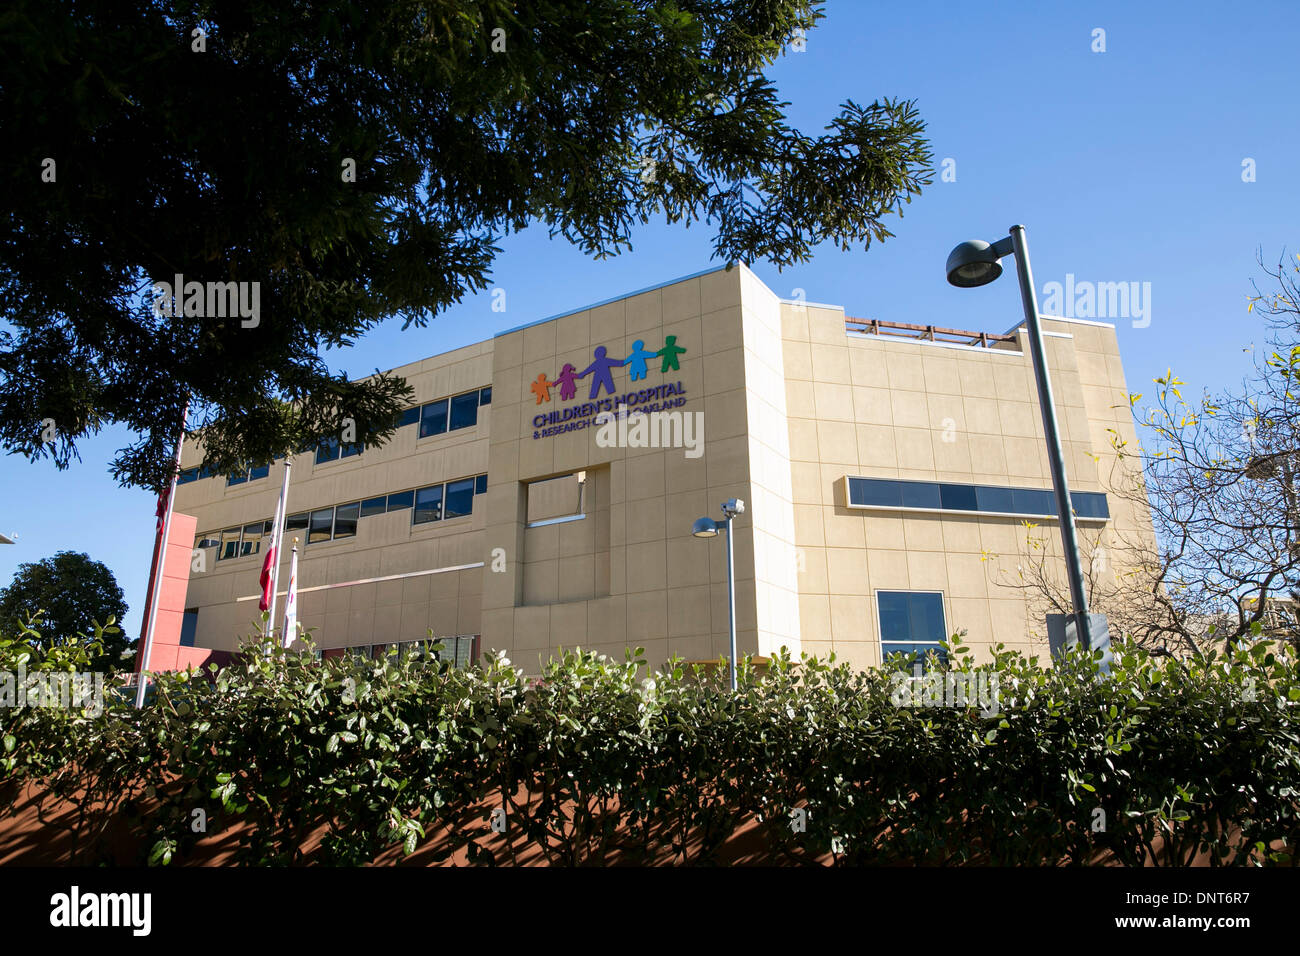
[155,486,170,536]
[258,542,278,612]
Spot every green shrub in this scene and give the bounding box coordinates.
[2,622,1297,866]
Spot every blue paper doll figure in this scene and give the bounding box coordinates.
[580,346,625,399]
[621,339,657,382]
[551,363,581,402]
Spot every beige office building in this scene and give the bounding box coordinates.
[169,263,1152,673]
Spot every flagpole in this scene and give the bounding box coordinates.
[282,538,300,649]
[263,459,292,642]
[136,403,189,709]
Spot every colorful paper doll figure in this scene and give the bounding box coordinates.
[656,334,687,373]
[580,346,625,399]
[551,362,581,402]
[622,339,658,382]
[530,372,554,405]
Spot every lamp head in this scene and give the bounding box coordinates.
[692,516,720,538]
[721,498,745,518]
[946,239,1004,288]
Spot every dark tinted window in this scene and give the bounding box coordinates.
[248,463,270,481]
[414,484,443,524]
[360,497,387,518]
[397,406,420,428]
[849,478,901,507]
[333,502,360,539]
[479,386,492,406]
[1012,488,1057,516]
[975,485,1015,514]
[240,523,263,556]
[1072,491,1110,519]
[419,399,448,438]
[309,508,334,544]
[450,392,478,430]
[227,470,247,486]
[899,481,941,509]
[387,490,414,512]
[177,468,199,485]
[285,512,309,533]
[878,591,948,667]
[444,478,475,519]
[341,442,363,459]
[939,483,979,511]
[316,437,341,464]
[474,474,488,495]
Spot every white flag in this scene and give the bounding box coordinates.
[282,541,300,648]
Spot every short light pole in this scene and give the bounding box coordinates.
[947,226,1093,652]
[692,498,745,691]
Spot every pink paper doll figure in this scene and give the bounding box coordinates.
[580,346,625,399]
[530,372,554,405]
[551,362,581,402]
[622,339,657,382]
[656,334,687,373]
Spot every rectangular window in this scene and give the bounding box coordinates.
[309,507,335,544]
[449,391,479,430]
[526,473,585,527]
[474,474,488,496]
[1012,488,1057,517]
[219,528,241,561]
[285,512,309,535]
[248,463,270,481]
[195,533,220,550]
[413,484,443,524]
[848,477,1108,521]
[180,609,199,648]
[177,467,199,485]
[878,591,948,667]
[341,442,363,459]
[1073,491,1110,519]
[443,478,475,519]
[419,399,448,438]
[227,470,247,487]
[397,406,420,428]
[240,522,265,556]
[899,481,941,510]
[387,490,414,512]
[315,437,341,464]
[333,502,360,539]
[848,477,900,508]
[360,496,387,518]
[479,386,492,406]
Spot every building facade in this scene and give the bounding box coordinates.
[166,263,1153,673]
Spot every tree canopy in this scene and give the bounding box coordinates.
[0,551,131,668]
[0,0,932,490]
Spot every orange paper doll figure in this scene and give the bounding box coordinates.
[531,372,554,405]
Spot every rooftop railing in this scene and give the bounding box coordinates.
[846,317,1018,349]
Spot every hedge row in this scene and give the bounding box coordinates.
[3,617,1299,866]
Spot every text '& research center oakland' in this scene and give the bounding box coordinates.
[146,263,1153,674]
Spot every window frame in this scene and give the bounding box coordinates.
[876,589,949,668]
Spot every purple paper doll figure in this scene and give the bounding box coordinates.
[580,346,624,399]
[621,339,657,382]
[551,362,581,402]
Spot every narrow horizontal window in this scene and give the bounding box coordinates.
[848,477,1108,521]
[387,490,414,512]
[360,496,387,518]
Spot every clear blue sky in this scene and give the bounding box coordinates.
[2,0,1296,641]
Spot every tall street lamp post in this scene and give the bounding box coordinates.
[692,498,745,691]
[947,225,1094,652]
